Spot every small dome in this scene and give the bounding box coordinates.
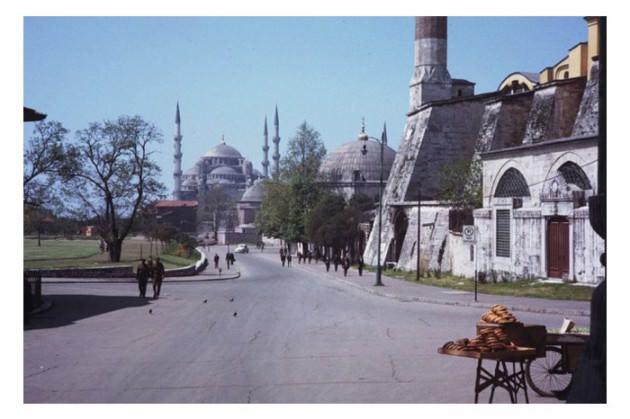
[204,137,243,158]
[319,136,396,183]
[211,166,240,175]
[240,180,265,202]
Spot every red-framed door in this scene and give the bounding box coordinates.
[547,216,570,279]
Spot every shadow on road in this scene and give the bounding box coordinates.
[25,294,151,330]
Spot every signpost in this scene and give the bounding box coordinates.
[463,225,478,302]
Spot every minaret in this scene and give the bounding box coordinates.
[172,102,183,200]
[272,105,280,179]
[262,116,270,178]
[409,17,452,111]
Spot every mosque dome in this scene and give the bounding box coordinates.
[204,137,243,159]
[319,123,396,183]
[240,180,265,202]
[211,166,240,175]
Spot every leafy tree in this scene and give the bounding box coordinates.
[198,184,234,240]
[436,159,482,209]
[255,181,291,240]
[280,121,327,180]
[63,116,166,262]
[23,121,76,208]
[257,122,327,249]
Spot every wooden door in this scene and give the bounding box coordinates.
[547,217,570,278]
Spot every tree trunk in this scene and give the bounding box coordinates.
[37,228,41,247]
[108,239,123,262]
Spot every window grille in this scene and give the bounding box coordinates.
[558,162,592,190]
[496,209,511,257]
[494,168,530,197]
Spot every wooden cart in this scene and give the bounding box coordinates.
[525,332,589,397]
[438,346,537,403]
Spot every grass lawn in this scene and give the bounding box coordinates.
[369,268,594,301]
[24,237,199,270]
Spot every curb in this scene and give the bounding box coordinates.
[287,261,591,318]
[41,271,240,284]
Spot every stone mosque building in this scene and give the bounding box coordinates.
[363,16,604,284]
[154,105,282,242]
[319,120,396,202]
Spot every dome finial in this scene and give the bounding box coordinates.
[358,117,368,141]
[221,134,225,144]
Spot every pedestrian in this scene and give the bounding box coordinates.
[358,256,364,276]
[261,242,265,251]
[325,256,331,272]
[136,258,149,298]
[307,250,312,264]
[280,252,286,267]
[334,254,340,272]
[230,252,235,266]
[147,257,155,281]
[225,252,231,269]
[287,253,292,267]
[342,256,350,277]
[153,257,165,298]
[297,251,302,264]
[214,253,220,269]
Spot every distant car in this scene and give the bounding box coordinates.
[234,244,249,254]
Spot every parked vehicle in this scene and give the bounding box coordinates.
[234,244,249,254]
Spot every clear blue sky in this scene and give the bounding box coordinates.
[24,16,586,193]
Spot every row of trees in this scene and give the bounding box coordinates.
[255,122,374,260]
[255,120,482,262]
[24,116,167,261]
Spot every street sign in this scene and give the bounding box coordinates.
[463,225,476,243]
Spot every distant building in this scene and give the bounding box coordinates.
[154,200,198,233]
[318,120,396,202]
[157,104,277,242]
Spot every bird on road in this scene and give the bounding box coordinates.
[229,298,234,302]
[203,299,208,303]
[149,309,153,314]
[233,312,238,317]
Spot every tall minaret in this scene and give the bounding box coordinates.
[172,102,183,200]
[262,116,270,178]
[409,17,452,111]
[272,105,280,179]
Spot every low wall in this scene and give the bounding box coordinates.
[26,247,208,279]
[25,266,134,278]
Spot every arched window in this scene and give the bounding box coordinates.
[563,71,569,79]
[558,161,592,190]
[494,168,530,198]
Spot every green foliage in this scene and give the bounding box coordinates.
[304,192,364,253]
[62,115,166,261]
[23,120,76,210]
[436,159,482,209]
[256,122,327,244]
[280,121,327,180]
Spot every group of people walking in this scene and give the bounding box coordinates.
[136,256,165,299]
[278,247,365,277]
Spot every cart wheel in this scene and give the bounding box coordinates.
[526,346,572,397]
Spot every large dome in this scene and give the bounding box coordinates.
[204,138,243,159]
[240,180,265,202]
[211,166,240,175]
[319,130,396,183]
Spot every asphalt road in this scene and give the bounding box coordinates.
[24,247,570,403]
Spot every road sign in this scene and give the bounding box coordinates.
[462,225,476,243]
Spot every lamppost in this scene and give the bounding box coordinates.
[361,123,387,286]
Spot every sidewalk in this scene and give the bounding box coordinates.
[255,249,590,318]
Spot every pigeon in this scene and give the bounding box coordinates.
[233,312,238,317]
[203,299,208,303]
[229,298,234,302]
[149,309,153,314]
